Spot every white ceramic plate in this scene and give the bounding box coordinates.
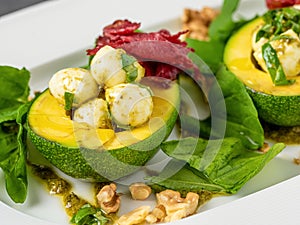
[1,0,300,224]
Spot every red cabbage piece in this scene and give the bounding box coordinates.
[87,20,194,81]
[266,0,300,9]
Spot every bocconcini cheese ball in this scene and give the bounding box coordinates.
[49,68,99,105]
[105,83,153,127]
[73,98,111,128]
[252,29,300,77]
[90,45,145,88]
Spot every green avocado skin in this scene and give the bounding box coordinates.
[28,119,171,181]
[28,100,179,182]
[247,87,300,126]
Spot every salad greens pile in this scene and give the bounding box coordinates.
[148,138,284,194]
[0,66,32,203]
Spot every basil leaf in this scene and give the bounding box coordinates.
[255,24,274,42]
[70,204,109,225]
[257,7,300,42]
[121,53,138,83]
[64,92,75,111]
[262,42,295,86]
[158,137,285,194]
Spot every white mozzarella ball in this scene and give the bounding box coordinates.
[49,68,99,105]
[73,98,110,128]
[105,83,153,127]
[90,45,145,88]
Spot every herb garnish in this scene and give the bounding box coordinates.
[256,7,300,42]
[70,204,109,225]
[255,7,300,86]
[121,53,138,83]
[64,91,75,111]
[262,42,295,85]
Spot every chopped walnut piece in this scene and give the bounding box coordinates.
[294,158,300,165]
[182,7,219,40]
[145,204,167,224]
[96,183,120,214]
[129,182,152,200]
[116,205,151,225]
[156,190,199,222]
[259,142,271,153]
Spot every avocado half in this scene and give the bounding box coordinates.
[224,18,300,126]
[27,77,180,181]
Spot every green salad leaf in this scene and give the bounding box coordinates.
[0,66,31,203]
[180,65,264,150]
[148,137,285,194]
[70,204,109,225]
[147,159,226,195]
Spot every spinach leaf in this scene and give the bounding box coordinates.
[262,42,295,86]
[186,39,224,74]
[0,66,30,124]
[147,159,226,195]
[208,0,241,41]
[0,66,30,102]
[180,65,264,149]
[70,204,109,225]
[152,137,285,194]
[0,102,31,203]
[0,66,31,203]
[211,65,264,149]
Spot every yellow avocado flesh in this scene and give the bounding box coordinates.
[28,91,115,147]
[28,79,179,150]
[224,17,300,96]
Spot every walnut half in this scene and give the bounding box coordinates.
[182,6,219,40]
[96,183,120,214]
[116,205,151,225]
[129,182,152,200]
[156,190,199,222]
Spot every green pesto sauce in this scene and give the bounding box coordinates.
[29,163,116,223]
[30,164,88,217]
[263,121,300,144]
